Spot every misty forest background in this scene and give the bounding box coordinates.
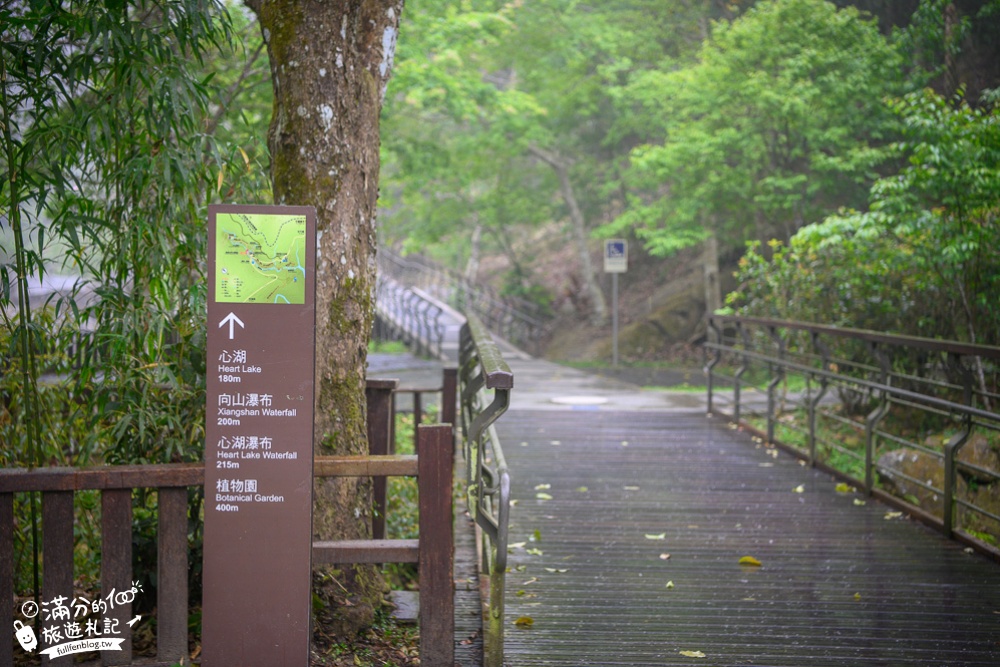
[2,0,999,613]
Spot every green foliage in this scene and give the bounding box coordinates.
[604,0,906,257]
[381,0,553,261]
[381,0,710,273]
[1,0,271,468]
[730,88,1000,346]
[1,0,271,596]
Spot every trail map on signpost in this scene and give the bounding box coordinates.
[215,212,307,304]
[204,204,316,667]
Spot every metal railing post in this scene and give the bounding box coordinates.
[734,323,751,424]
[766,325,786,444]
[807,332,831,466]
[864,342,891,494]
[457,313,513,667]
[705,318,722,414]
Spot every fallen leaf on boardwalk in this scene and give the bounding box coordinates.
[665,581,675,589]
[534,483,551,491]
[854,592,862,601]
[835,482,855,493]
[509,542,526,550]
[884,511,903,520]
[526,548,543,556]
[645,533,666,540]
[739,556,762,566]
[679,650,706,658]
[624,485,640,491]
[659,553,671,560]
[853,498,867,506]
[522,577,539,586]
[514,616,534,628]
[576,486,589,492]
[550,440,561,446]
[621,440,629,446]
[792,484,805,493]
[515,590,537,598]
[532,529,542,542]
[544,568,568,573]
[536,492,553,501]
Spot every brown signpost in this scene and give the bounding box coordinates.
[202,204,316,666]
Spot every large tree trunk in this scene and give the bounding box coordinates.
[246,0,403,634]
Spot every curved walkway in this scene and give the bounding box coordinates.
[370,285,1000,666]
[495,358,1000,666]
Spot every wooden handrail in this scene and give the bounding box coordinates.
[1,430,456,666]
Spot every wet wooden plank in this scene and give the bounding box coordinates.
[389,590,418,624]
[498,410,1000,667]
[313,455,418,478]
[0,464,203,493]
[312,539,419,564]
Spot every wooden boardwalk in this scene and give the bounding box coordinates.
[497,409,1000,667]
[374,279,1000,665]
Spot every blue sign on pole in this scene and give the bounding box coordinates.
[604,239,628,273]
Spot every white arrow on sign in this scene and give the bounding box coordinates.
[219,312,245,340]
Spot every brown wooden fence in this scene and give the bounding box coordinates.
[1,376,457,666]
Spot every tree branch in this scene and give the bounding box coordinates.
[528,144,607,323]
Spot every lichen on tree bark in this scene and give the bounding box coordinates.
[245,0,404,635]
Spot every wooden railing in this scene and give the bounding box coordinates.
[1,465,200,666]
[313,424,454,666]
[1,379,459,666]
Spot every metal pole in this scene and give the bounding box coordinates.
[612,272,619,367]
